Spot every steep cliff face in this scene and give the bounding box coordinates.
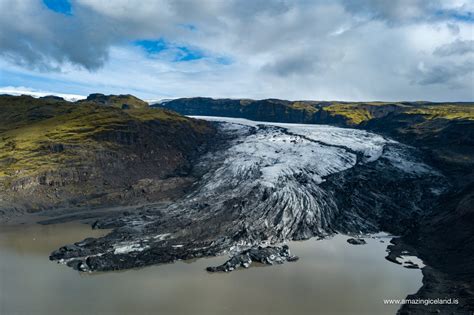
[159,97,473,127]
[157,98,335,124]
[0,95,215,217]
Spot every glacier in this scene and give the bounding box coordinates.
[50,117,446,272]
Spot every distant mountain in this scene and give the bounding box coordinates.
[157,97,474,126]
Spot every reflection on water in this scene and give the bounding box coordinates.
[0,223,422,315]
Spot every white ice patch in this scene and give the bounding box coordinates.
[113,242,149,254]
[396,255,426,268]
[153,233,172,240]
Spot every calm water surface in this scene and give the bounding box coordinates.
[0,222,422,315]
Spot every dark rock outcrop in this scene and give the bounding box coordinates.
[80,93,149,109]
[206,245,298,272]
[347,238,366,245]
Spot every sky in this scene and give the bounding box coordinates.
[0,0,473,102]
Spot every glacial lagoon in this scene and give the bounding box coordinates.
[0,222,422,315]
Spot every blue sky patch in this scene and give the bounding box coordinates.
[134,39,206,62]
[134,38,233,64]
[134,39,168,54]
[0,69,82,94]
[43,0,72,15]
[435,9,474,23]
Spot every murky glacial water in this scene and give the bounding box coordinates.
[0,222,422,315]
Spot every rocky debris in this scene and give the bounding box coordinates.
[206,245,299,272]
[347,238,367,245]
[385,238,404,265]
[385,238,425,270]
[399,266,474,314]
[403,261,420,269]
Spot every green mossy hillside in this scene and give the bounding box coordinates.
[321,102,474,125]
[0,95,212,179]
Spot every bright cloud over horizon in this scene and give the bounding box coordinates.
[0,0,473,101]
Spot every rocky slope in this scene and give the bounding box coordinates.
[0,95,215,219]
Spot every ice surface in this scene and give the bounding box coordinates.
[396,255,426,268]
[113,243,149,254]
[191,116,389,162]
[193,116,437,178]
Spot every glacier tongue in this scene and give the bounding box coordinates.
[50,117,446,272]
[179,117,392,241]
[162,117,439,242]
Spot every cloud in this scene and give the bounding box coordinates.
[434,39,474,56]
[0,0,114,71]
[261,46,345,77]
[446,23,461,35]
[262,54,321,77]
[341,0,474,24]
[0,0,473,101]
[411,61,474,86]
[341,0,437,23]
